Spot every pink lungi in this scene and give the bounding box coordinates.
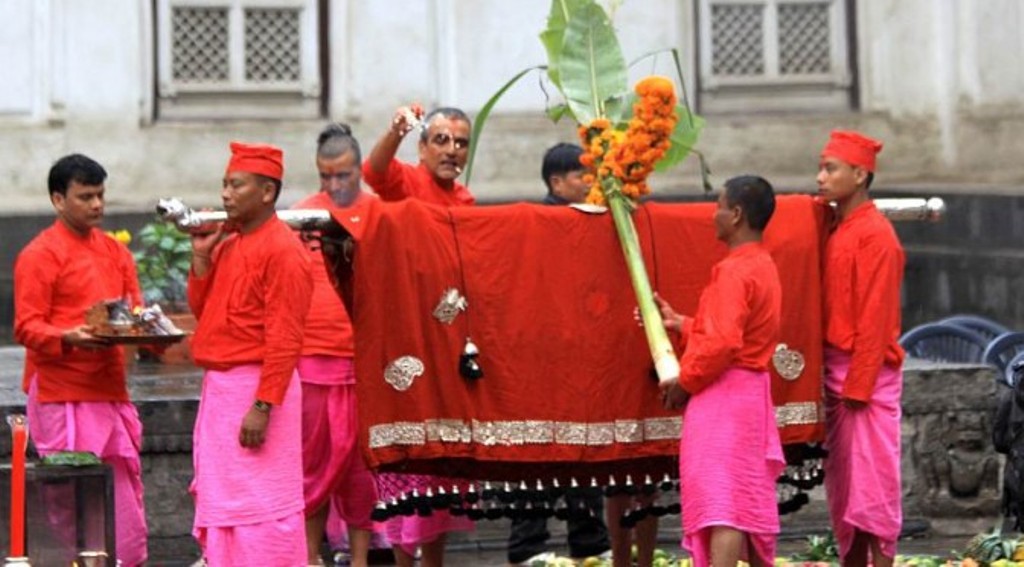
[299,355,377,529]
[376,473,474,555]
[192,365,305,566]
[679,367,784,567]
[823,347,902,562]
[26,375,148,567]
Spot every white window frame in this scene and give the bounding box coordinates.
[697,0,852,112]
[156,0,320,118]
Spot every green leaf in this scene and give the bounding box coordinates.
[654,105,705,173]
[558,1,628,123]
[41,451,102,467]
[463,65,545,186]
[545,103,571,123]
[603,93,634,127]
[540,0,588,87]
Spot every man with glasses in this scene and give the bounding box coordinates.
[360,106,476,566]
[362,105,475,206]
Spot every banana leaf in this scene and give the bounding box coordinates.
[654,105,704,172]
[558,1,628,124]
[463,65,545,186]
[41,450,103,467]
[540,0,589,89]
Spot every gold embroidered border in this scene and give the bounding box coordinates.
[369,416,684,449]
[775,402,822,427]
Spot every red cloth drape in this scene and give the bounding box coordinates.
[331,195,826,480]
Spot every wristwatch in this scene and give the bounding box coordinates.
[253,400,272,413]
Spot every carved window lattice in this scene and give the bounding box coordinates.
[778,2,831,74]
[244,8,301,83]
[711,4,765,76]
[171,7,229,83]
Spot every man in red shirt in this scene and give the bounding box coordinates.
[14,154,148,566]
[360,105,476,567]
[658,175,785,567]
[188,142,312,566]
[293,123,378,567]
[361,105,475,206]
[817,130,904,567]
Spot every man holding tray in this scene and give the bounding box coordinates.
[14,153,149,566]
[187,141,312,565]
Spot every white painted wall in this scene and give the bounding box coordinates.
[0,0,1022,214]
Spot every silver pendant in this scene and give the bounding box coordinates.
[432,287,468,325]
[384,355,425,391]
[772,343,806,381]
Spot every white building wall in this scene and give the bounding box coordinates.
[0,0,1022,214]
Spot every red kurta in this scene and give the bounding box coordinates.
[188,216,312,405]
[822,201,905,402]
[14,221,142,402]
[677,243,782,395]
[292,191,375,358]
[361,160,475,207]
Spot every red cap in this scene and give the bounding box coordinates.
[820,130,883,172]
[226,142,284,181]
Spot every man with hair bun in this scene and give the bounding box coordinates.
[187,142,312,566]
[817,130,904,567]
[293,124,378,567]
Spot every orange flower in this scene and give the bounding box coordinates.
[576,77,678,206]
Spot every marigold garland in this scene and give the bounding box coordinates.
[578,76,678,206]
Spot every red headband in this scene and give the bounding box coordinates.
[226,142,284,181]
[820,130,883,172]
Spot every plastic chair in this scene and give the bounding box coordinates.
[899,322,988,364]
[1004,351,1024,386]
[982,331,1024,373]
[941,314,1010,343]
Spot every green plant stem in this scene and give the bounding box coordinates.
[606,191,680,383]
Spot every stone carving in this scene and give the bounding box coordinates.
[911,410,1000,517]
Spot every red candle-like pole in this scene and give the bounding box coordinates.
[7,414,27,559]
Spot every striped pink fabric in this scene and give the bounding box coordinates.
[191,364,305,565]
[26,375,148,567]
[823,347,902,562]
[376,473,474,555]
[679,367,784,567]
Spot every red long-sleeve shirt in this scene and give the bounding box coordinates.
[188,216,312,405]
[361,160,475,206]
[677,243,782,395]
[823,200,905,402]
[14,221,142,402]
[291,190,375,358]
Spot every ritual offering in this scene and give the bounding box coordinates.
[86,299,186,344]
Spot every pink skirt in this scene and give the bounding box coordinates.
[192,365,304,527]
[302,380,377,529]
[26,376,148,567]
[823,347,902,562]
[679,367,784,566]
